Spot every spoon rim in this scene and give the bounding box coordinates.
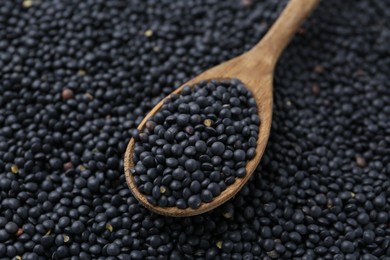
[124,77,272,217]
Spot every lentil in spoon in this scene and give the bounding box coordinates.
[131,79,260,209]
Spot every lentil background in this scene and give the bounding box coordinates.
[0,0,390,259]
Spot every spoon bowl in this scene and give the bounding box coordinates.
[124,0,320,217]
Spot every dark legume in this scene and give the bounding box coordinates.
[0,0,389,259]
[132,79,259,208]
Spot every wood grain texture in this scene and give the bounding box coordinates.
[124,0,320,217]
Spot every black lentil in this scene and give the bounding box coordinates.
[132,79,259,208]
[0,0,389,259]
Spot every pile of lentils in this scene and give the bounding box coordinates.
[1,0,390,259]
[132,79,259,209]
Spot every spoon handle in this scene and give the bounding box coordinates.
[251,0,320,67]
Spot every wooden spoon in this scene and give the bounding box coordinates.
[124,0,320,217]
